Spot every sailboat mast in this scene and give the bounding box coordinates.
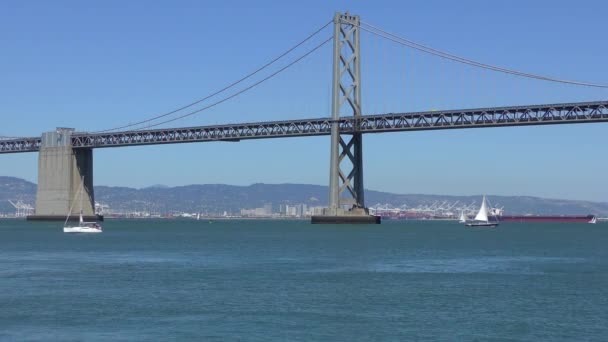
[79,176,84,224]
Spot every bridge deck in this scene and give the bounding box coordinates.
[2,101,607,153]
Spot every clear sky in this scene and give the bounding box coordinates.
[1,0,607,202]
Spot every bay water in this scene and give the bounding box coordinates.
[1,219,607,341]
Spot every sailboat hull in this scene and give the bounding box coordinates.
[29,214,104,222]
[63,226,102,233]
[465,222,499,227]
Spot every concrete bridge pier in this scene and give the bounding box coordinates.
[27,128,103,222]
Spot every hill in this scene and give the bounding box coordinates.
[1,176,607,216]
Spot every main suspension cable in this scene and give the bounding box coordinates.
[360,21,608,88]
[94,20,332,133]
[131,36,333,131]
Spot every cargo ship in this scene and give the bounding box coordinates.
[498,214,597,224]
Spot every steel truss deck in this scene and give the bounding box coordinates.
[2,101,607,153]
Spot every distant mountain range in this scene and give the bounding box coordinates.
[1,176,607,216]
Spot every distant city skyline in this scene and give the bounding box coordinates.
[1,0,607,202]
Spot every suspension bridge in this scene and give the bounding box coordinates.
[1,12,607,223]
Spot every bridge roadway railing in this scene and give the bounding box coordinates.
[2,101,607,153]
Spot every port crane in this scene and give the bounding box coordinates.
[8,200,34,218]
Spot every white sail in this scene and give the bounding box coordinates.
[474,195,489,222]
[64,176,102,233]
[458,210,466,223]
[64,178,84,226]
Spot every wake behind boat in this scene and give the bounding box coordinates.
[465,195,498,227]
[64,176,102,234]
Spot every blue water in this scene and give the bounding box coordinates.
[1,219,607,341]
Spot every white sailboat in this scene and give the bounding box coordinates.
[465,195,498,227]
[64,177,102,233]
[458,210,467,223]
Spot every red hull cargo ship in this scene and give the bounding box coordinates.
[498,215,596,223]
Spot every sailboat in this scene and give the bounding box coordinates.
[465,195,498,227]
[63,177,102,233]
[458,210,467,223]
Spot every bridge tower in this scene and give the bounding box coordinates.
[27,128,102,221]
[312,12,380,224]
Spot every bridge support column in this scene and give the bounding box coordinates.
[312,12,380,224]
[27,128,102,222]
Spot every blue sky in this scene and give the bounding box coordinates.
[1,0,607,202]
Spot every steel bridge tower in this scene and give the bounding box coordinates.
[312,12,380,224]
